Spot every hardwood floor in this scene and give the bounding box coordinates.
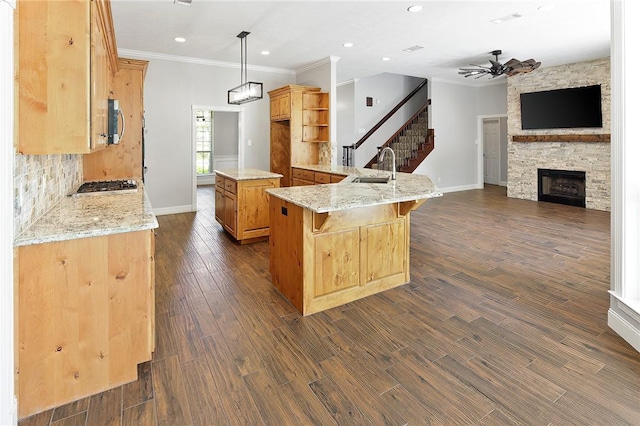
[19,184,639,425]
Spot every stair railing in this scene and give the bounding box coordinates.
[364,100,430,170]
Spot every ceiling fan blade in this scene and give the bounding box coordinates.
[503,58,522,68]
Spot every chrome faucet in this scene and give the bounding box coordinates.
[379,147,396,180]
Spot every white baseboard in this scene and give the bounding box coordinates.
[436,183,484,193]
[499,180,507,187]
[608,308,640,352]
[154,204,195,216]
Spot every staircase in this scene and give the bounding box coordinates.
[364,102,435,173]
[344,78,435,174]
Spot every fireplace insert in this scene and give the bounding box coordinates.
[538,169,586,208]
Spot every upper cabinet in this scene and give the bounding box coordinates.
[16,0,119,155]
[83,58,148,181]
[270,92,291,121]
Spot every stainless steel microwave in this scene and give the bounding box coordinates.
[108,99,125,144]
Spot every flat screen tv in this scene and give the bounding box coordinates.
[520,85,602,130]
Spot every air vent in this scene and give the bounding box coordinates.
[403,45,424,53]
[173,0,192,6]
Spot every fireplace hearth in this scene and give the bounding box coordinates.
[538,169,586,208]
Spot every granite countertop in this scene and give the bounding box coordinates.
[267,165,443,213]
[214,168,283,181]
[14,184,159,247]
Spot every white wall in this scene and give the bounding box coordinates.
[336,81,356,163]
[500,116,508,184]
[296,57,339,164]
[609,0,640,352]
[414,80,479,190]
[414,80,507,192]
[1,1,17,423]
[125,52,294,212]
[213,112,238,156]
[353,73,426,167]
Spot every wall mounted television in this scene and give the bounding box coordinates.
[520,84,602,130]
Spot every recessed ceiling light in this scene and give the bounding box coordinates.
[407,5,423,13]
[261,50,270,55]
[490,12,522,24]
[537,4,555,12]
[343,42,354,48]
[381,57,391,61]
[173,0,192,6]
[174,37,186,43]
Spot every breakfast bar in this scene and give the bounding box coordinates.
[267,166,442,315]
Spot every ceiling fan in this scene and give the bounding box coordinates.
[458,50,541,79]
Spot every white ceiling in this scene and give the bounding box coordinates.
[110,0,611,84]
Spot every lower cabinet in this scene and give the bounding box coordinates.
[215,176,280,243]
[16,229,155,419]
[291,167,345,186]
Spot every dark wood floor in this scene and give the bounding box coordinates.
[20,184,639,425]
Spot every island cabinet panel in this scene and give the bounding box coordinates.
[361,221,406,284]
[269,197,412,315]
[215,175,280,243]
[16,229,155,419]
[313,229,360,297]
[269,199,305,312]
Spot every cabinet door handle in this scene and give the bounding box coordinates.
[118,108,126,143]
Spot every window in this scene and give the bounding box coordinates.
[195,109,213,175]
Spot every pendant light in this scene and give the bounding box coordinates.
[228,31,263,104]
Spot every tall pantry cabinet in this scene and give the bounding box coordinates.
[84,58,148,180]
[268,85,329,186]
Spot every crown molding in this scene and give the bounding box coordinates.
[117,48,295,75]
[295,55,341,74]
[430,75,507,88]
[337,78,359,87]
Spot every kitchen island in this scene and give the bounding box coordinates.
[14,185,158,419]
[267,166,442,316]
[214,168,282,243]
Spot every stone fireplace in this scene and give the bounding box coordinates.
[506,58,610,212]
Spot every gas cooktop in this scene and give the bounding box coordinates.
[75,180,138,195]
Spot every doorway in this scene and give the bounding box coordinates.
[191,105,244,211]
[478,115,507,187]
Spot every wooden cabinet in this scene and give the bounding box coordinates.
[215,175,280,243]
[270,92,291,121]
[16,229,155,418]
[269,85,329,186]
[84,58,148,180]
[16,0,119,154]
[269,197,422,315]
[291,167,345,186]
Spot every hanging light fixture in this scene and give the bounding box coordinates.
[228,31,263,105]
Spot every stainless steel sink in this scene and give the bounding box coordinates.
[350,176,390,184]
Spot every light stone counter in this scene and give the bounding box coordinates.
[267,165,442,213]
[14,185,158,246]
[214,168,283,181]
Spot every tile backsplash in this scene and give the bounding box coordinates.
[14,153,82,237]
